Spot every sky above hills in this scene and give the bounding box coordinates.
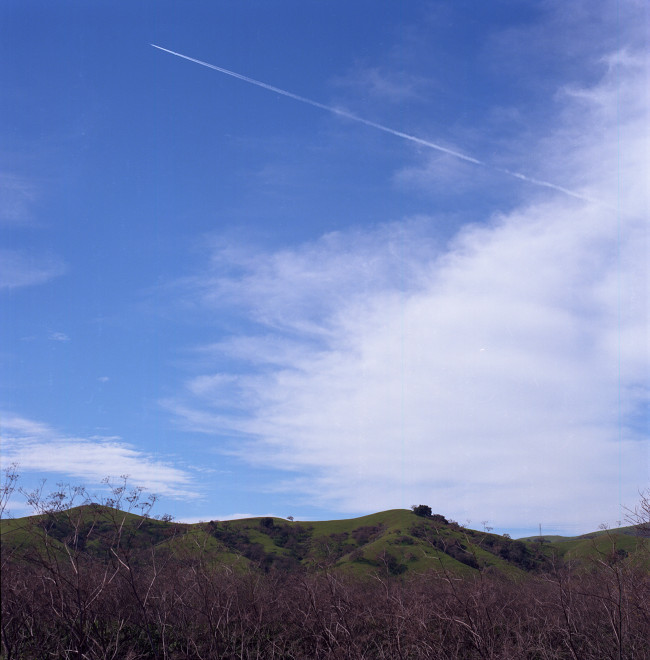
[1,0,648,537]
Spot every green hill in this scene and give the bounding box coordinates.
[3,505,646,577]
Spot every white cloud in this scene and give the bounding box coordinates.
[49,332,70,342]
[169,52,648,533]
[0,249,66,290]
[0,415,198,500]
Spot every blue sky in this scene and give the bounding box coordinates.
[1,0,648,537]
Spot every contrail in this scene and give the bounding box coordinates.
[150,44,481,165]
[151,44,603,205]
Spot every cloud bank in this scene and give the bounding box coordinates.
[169,53,648,532]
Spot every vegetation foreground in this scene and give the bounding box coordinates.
[1,477,649,659]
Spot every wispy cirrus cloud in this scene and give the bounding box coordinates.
[1,415,198,500]
[49,332,70,342]
[331,65,429,103]
[188,220,437,333]
[166,50,648,533]
[0,249,66,290]
[0,173,37,226]
[0,171,66,290]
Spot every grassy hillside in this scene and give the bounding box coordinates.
[4,505,646,577]
[0,503,188,568]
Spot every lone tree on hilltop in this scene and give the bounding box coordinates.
[411,504,432,517]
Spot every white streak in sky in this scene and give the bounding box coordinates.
[151,44,605,206]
